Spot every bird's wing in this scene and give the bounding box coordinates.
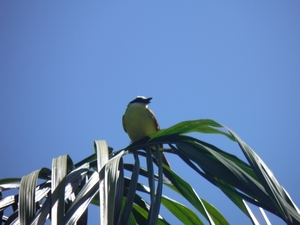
[149,108,160,131]
[122,114,127,133]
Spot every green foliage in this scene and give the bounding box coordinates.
[0,119,299,224]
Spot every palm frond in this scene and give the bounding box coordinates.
[1,119,299,224]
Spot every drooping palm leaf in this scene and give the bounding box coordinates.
[145,119,300,224]
[1,119,299,224]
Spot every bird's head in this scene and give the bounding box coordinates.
[128,96,152,106]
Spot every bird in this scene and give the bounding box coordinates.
[122,96,170,168]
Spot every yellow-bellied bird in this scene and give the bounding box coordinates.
[122,96,170,168]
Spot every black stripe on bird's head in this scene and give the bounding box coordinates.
[129,96,152,105]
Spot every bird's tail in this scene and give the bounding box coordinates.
[151,145,171,168]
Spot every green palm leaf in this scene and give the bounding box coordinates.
[1,119,299,224]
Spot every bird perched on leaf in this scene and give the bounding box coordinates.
[122,96,170,168]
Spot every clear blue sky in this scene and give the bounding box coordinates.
[1,1,299,224]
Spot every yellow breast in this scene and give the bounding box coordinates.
[123,104,157,142]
